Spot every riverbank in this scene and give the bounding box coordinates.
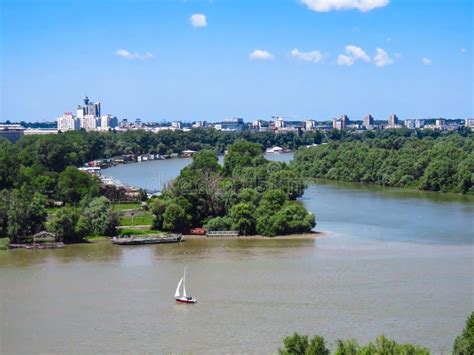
[182,230,328,240]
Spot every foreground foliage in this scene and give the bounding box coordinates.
[279,333,429,355]
[151,141,315,236]
[279,312,474,355]
[453,312,474,355]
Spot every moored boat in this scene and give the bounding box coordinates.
[112,234,182,245]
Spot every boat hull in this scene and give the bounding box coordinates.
[175,297,197,304]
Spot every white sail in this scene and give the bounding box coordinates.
[183,267,187,297]
[175,277,184,298]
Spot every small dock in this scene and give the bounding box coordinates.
[206,231,239,238]
[9,242,65,249]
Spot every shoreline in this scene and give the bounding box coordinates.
[181,230,329,240]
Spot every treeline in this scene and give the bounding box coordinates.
[292,132,474,194]
[150,141,315,236]
[1,127,465,192]
[278,312,473,355]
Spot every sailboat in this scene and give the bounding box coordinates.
[175,267,197,304]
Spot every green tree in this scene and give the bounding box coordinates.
[229,202,256,235]
[7,190,47,243]
[453,312,474,355]
[268,169,305,200]
[335,339,359,355]
[224,140,264,175]
[77,196,119,237]
[204,216,232,231]
[47,207,84,242]
[278,332,309,355]
[306,336,329,355]
[58,166,100,204]
[188,148,221,172]
[151,198,167,230]
[162,202,192,232]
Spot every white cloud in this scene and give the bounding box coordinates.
[300,0,389,12]
[249,49,274,60]
[291,48,323,63]
[374,48,393,67]
[421,57,432,65]
[346,45,371,62]
[337,45,370,66]
[115,49,153,60]
[190,13,207,27]
[460,48,467,53]
[337,54,354,66]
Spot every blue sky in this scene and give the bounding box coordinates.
[1,0,472,122]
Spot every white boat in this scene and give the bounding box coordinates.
[175,267,197,304]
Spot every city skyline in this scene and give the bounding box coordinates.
[1,0,472,122]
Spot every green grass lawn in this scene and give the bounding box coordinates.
[119,213,153,226]
[113,202,142,211]
[119,229,161,236]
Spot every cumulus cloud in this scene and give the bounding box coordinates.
[421,57,432,65]
[291,48,323,63]
[249,49,274,60]
[300,0,389,12]
[337,54,354,66]
[374,48,393,67]
[190,13,207,27]
[337,45,370,66]
[115,49,153,60]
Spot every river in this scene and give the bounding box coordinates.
[0,153,472,354]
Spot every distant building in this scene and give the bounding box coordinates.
[274,117,285,130]
[415,119,425,128]
[404,119,416,129]
[82,114,100,131]
[100,114,118,130]
[58,112,80,131]
[435,118,446,129]
[214,118,245,131]
[135,118,142,128]
[192,121,207,128]
[363,114,374,129]
[465,119,474,128]
[0,124,25,143]
[77,96,100,119]
[305,119,316,131]
[388,114,399,126]
[24,128,58,135]
[171,121,182,129]
[333,114,349,130]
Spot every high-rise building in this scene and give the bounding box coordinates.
[58,112,80,131]
[363,114,374,128]
[77,96,101,119]
[100,114,118,130]
[388,114,399,126]
[404,119,416,129]
[305,119,316,131]
[415,119,425,128]
[275,117,285,129]
[82,114,100,131]
[435,118,446,128]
